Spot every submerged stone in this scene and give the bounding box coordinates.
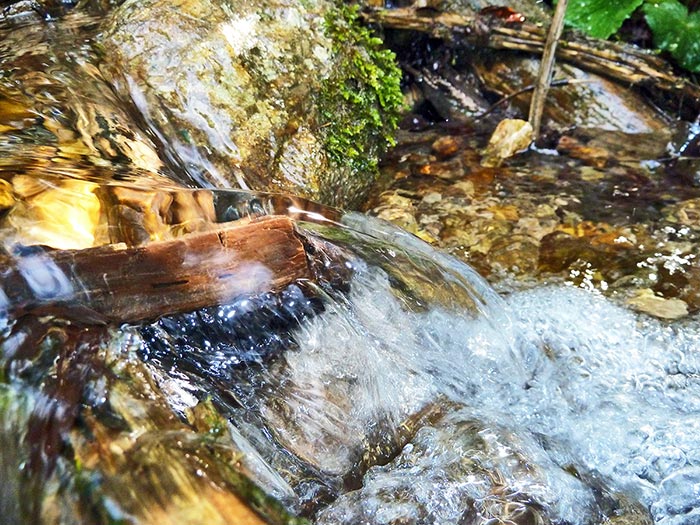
[472,52,672,142]
[370,122,700,317]
[2,187,700,524]
[627,288,689,320]
[0,9,168,189]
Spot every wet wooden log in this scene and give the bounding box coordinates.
[1,215,312,324]
[364,7,700,108]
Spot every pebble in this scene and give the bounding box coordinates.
[416,157,463,180]
[422,192,442,204]
[557,135,610,168]
[431,136,461,159]
[627,289,689,320]
[481,119,533,168]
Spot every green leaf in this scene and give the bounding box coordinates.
[563,0,644,38]
[644,0,700,72]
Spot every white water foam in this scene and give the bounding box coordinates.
[264,258,700,523]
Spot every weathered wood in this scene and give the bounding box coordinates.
[528,0,567,138]
[1,215,311,324]
[364,7,700,107]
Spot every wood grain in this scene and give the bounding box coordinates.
[2,215,311,324]
[364,7,700,108]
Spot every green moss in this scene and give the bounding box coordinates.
[190,397,227,440]
[320,4,403,179]
[212,452,311,525]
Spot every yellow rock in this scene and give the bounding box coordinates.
[627,289,688,320]
[486,204,519,221]
[481,119,533,168]
[0,179,14,209]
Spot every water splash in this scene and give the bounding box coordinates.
[1,188,699,524]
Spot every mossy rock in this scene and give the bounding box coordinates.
[101,0,402,208]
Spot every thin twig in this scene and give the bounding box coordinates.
[528,0,568,139]
[475,78,594,121]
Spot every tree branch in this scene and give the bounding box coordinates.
[364,7,700,108]
[2,215,313,324]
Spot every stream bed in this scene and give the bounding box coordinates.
[1,2,700,525]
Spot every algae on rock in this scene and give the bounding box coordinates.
[101,0,402,208]
[317,4,403,206]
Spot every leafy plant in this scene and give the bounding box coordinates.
[643,1,700,72]
[562,0,700,72]
[564,0,644,39]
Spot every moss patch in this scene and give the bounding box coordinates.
[320,4,403,180]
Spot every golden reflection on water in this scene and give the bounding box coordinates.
[6,177,101,249]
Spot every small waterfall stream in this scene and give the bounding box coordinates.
[3,189,691,523]
[1,2,700,524]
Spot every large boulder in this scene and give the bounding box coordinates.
[101,0,403,208]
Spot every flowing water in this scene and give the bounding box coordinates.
[1,4,700,525]
[2,186,699,524]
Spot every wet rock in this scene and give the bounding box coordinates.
[0,179,14,211]
[367,121,700,310]
[415,156,464,180]
[102,0,402,208]
[0,323,297,525]
[481,118,533,168]
[316,409,653,525]
[576,129,670,162]
[373,191,422,236]
[663,198,700,227]
[6,177,102,249]
[430,135,462,159]
[557,135,610,168]
[488,234,540,275]
[472,52,671,140]
[96,186,217,245]
[627,288,689,320]
[680,265,700,312]
[537,227,637,277]
[421,191,442,204]
[0,11,167,184]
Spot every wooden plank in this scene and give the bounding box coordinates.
[2,215,311,324]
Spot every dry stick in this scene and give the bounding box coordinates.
[528,0,568,139]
